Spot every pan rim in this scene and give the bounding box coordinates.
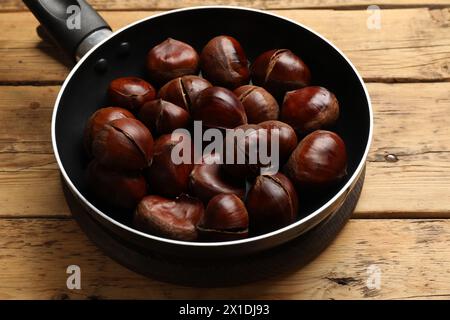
[52,5,373,248]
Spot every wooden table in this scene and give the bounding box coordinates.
[1,0,449,300]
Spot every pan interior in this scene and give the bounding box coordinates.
[55,8,371,228]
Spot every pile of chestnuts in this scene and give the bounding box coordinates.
[83,35,347,242]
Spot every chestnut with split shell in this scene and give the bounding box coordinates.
[197,193,249,241]
[108,77,156,111]
[281,86,339,134]
[234,85,279,124]
[284,130,347,188]
[92,117,154,171]
[134,194,204,241]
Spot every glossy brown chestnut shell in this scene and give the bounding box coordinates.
[189,153,246,203]
[138,99,190,136]
[284,130,347,188]
[83,107,135,155]
[92,118,154,171]
[234,85,279,124]
[200,35,250,89]
[145,132,193,198]
[158,75,212,111]
[246,173,298,234]
[86,160,148,210]
[197,193,249,241]
[281,86,339,134]
[251,49,311,97]
[108,77,156,111]
[146,38,200,85]
[134,194,204,241]
[191,86,247,129]
[258,120,298,164]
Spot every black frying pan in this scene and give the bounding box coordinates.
[24,0,373,258]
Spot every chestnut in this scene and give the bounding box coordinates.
[146,38,200,85]
[197,194,249,241]
[108,77,156,111]
[259,120,297,163]
[86,160,147,210]
[281,86,339,134]
[234,85,279,124]
[134,194,204,241]
[251,49,311,97]
[200,35,250,89]
[145,132,193,198]
[246,173,298,234]
[138,99,190,136]
[191,86,247,129]
[83,107,135,155]
[92,118,153,171]
[158,75,212,111]
[189,153,246,203]
[284,130,347,187]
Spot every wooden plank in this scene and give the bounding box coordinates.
[0,8,450,83]
[0,218,450,299]
[2,0,449,11]
[0,82,449,217]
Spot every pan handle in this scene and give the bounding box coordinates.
[23,0,112,61]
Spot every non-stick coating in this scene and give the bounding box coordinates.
[55,7,371,256]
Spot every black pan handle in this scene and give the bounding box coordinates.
[23,0,112,61]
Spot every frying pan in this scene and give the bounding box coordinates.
[24,0,373,258]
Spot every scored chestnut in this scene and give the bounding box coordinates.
[246,173,298,234]
[108,77,156,111]
[191,86,247,129]
[251,49,311,98]
[258,120,297,164]
[83,107,135,155]
[234,85,279,124]
[281,86,339,134]
[284,130,347,188]
[197,193,249,241]
[146,38,200,85]
[200,35,250,89]
[87,160,148,210]
[92,118,154,171]
[158,75,212,111]
[138,99,190,136]
[145,132,193,198]
[189,153,246,203]
[134,194,204,241]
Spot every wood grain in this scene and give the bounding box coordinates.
[1,8,450,83]
[0,218,450,299]
[3,0,450,11]
[0,83,449,217]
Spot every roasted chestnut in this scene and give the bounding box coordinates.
[146,38,200,85]
[200,35,250,89]
[251,49,311,97]
[281,86,339,134]
[284,130,347,187]
[83,107,135,155]
[86,160,147,210]
[108,77,156,111]
[134,194,204,241]
[259,120,297,163]
[197,193,249,241]
[234,85,279,124]
[92,118,153,171]
[138,99,190,136]
[189,153,246,203]
[145,132,193,198]
[158,75,212,111]
[246,173,298,234]
[191,86,247,129]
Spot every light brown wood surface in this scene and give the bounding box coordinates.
[0,0,449,299]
